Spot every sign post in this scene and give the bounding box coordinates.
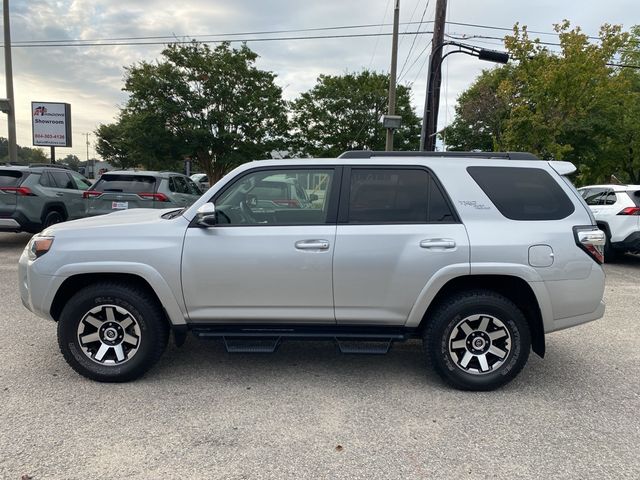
[31,102,71,162]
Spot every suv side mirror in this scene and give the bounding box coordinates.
[195,203,217,227]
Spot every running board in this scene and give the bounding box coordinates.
[191,325,413,354]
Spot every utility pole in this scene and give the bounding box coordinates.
[384,0,400,151]
[3,0,17,163]
[420,0,447,151]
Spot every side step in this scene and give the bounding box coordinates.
[223,336,281,353]
[336,338,393,355]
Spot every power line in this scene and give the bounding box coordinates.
[398,0,431,80]
[0,30,436,48]
[368,0,392,69]
[5,20,608,47]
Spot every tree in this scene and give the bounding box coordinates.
[60,154,81,171]
[442,21,640,184]
[0,137,48,164]
[290,70,422,157]
[96,41,288,182]
[442,66,513,151]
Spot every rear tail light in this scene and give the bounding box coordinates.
[82,191,103,199]
[617,207,640,216]
[139,192,169,202]
[574,226,605,264]
[0,186,35,196]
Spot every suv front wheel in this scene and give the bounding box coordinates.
[57,282,169,382]
[424,290,531,391]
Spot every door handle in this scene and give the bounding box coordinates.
[295,239,330,250]
[55,193,65,197]
[420,239,456,249]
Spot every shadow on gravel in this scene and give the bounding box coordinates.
[0,232,32,247]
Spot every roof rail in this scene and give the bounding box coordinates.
[28,163,72,170]
[338,151,540,160]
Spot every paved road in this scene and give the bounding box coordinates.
[0,232,638,479]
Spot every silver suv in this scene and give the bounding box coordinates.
[19,152,606,391]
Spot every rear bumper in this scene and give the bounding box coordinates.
[612,231,640,252]
[0,213,41,233]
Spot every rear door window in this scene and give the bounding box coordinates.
[346,168,456,224]
[92,174,157,193]
[48,170,76,189]
[0,170,23,187]
[70,172,92,191]
[467,166,575,220]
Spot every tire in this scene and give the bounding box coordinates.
[424,290,531,391]
[57,282,169,382]
[43,210,65,229]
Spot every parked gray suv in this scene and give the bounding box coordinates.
[84,170,202,216]
[19,152,606,390]
[0,165,92,233]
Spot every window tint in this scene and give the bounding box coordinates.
[215,169,334,225]
[173,176,190,194]
[184,178,202,195]
[48,170,75,189]
[628,191,640,207]
[0,170,23,187]
[39,172,52,187]
[583,188,616,206]
[70,172,92,191]
[347,169,455,224]
[467,166,575,220]
[92,174,157,193]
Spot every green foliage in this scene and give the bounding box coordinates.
[60,154,81,171]
[442,21,640,184]
[0,137,49,164]
[96,41,288,181]
[290,70,422,157]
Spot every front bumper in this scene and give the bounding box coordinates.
[18,250,60,321]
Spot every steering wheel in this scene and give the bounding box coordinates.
[239,196,258,224]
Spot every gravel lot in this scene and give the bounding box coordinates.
[0,232,638,479]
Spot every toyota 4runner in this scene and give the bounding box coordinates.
[19,151,606,390]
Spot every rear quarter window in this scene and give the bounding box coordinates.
[92,174,157,193]
[0,170,24,187]
[467,166,575,220]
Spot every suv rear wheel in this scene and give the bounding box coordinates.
[57,282,169,382]
[43,210,65,228]
[424,290,531,391]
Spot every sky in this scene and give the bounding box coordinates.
[0,0,637,161]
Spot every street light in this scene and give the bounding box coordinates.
[420,41,509,151]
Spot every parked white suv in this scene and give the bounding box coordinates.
[578,184,640,261]
[19,152,606,390]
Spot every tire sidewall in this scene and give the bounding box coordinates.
[431,296,530,390]
[58,287,160,382]
[44,210,64,228]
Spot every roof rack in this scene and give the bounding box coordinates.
[338,151,540,160]
[28,163,72,170]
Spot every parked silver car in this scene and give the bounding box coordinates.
[84,170,202,216]
[19,151,605,390]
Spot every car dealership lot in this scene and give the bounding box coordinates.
[0,232,638,479]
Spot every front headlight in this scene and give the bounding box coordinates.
[27,236,55,260]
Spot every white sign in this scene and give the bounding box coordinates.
[31,101,72,147]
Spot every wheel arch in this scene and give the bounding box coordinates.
[50,272,184,331]
[41,202,68,223]
[417,275,546,358]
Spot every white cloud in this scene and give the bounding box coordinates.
[0,0,637,160]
